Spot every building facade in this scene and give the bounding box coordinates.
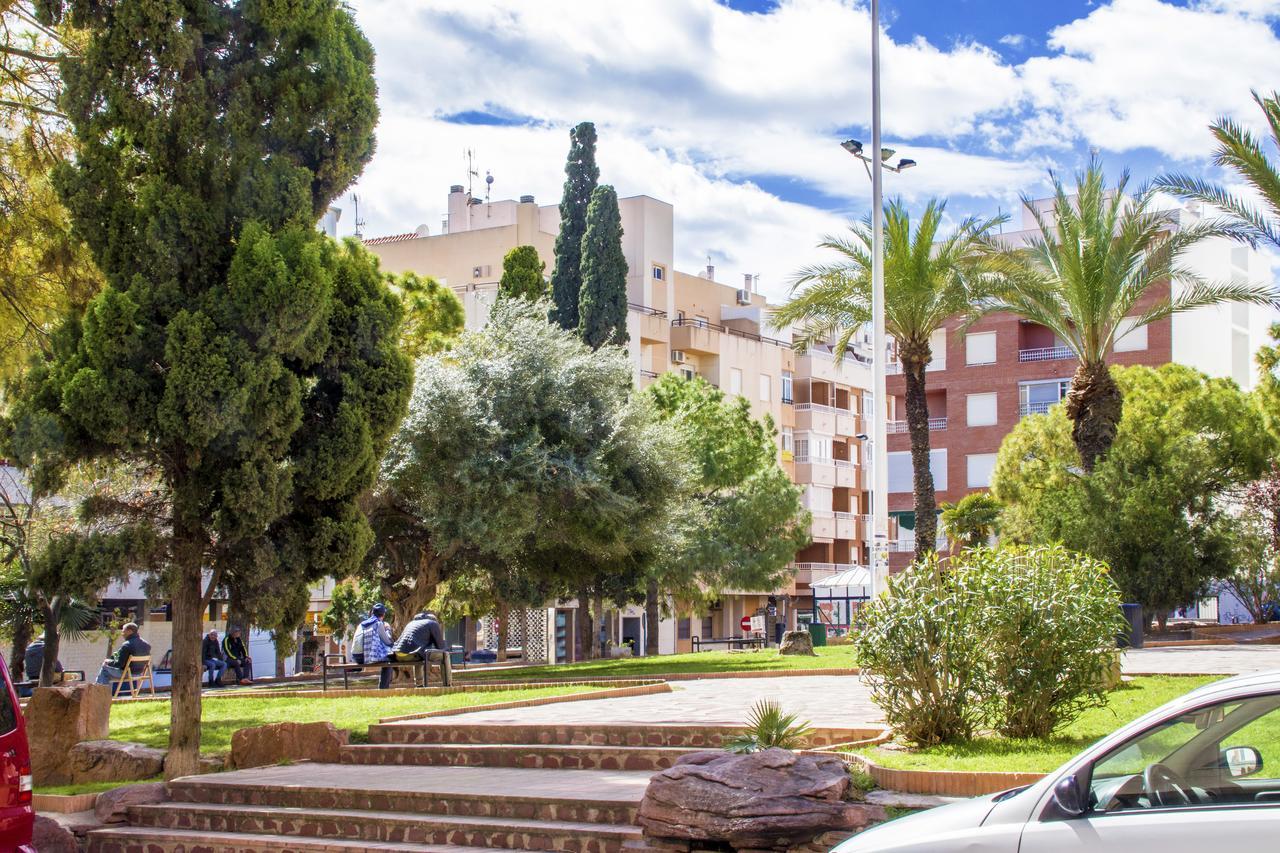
[364,184,875,654]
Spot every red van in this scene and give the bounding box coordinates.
[0,656,34,850]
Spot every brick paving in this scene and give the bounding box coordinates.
[1123,644,1280,675]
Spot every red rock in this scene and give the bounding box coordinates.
[70,739,166,783]
[28,683,111,786]
[229,720,349,769]
[94,781,169,823]
[32,815,79,852]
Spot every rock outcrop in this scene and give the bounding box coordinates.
[28,682,111,786]
[778,631,816,656]
[94,781,169,824]
[229,720,349,770]
[70,739,167,784]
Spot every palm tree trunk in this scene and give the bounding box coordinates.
[9,616,31,682]
[901,347,937,563]
[1065,360,1123,473]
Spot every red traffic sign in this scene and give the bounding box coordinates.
[740,616,752,632]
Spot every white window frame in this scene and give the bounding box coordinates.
[965,331,997,366]
[652,264,665,281]
[759,373,771,402]
[729,367,743,396]
[966,392,998,427]
[1113,317,1148,353]
[966,453,998,489]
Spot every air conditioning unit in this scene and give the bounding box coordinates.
[736,288,751,305]
[671,350,687,364]
[472,265,491,279]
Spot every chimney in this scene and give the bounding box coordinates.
[743,273,753,292]
[706,263,715,280]
[519,194,535,204]
[450,184,465,194]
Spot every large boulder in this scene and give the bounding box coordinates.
[32,815,79,853]
[778,631,816,656]
[229,720,349,770]
[27,682,111,786]
[70,739,167,784]
[93,781,169,824]
[638,749,885,850]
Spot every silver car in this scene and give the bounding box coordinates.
[836,670,1280,852]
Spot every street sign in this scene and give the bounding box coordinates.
[740,616,752,632]
[749,615,765,633]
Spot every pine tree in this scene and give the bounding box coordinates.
[578,185,629,349]
[19,0,411,778]
[550,122,598,330]
[498,245,546,302]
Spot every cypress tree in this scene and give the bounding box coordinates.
[23,0,411,777]
[498,245,547,302]
[550,122,598,330]
[578,185,629,349]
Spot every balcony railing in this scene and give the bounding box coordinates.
[886,417,947,433]
[792,455,832,466]
[639,369,659,379]
[670,318,791,349]
[889,537,949,553]
[833,459,857,469]
[1019,401,1058,417]
[834,511,855,520]
[1018,345,1073,363]
[886,362,902,374]
[628,302,668,318]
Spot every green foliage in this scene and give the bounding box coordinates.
[1221,465,1280,624]
[856,546,1125,745]
[498,245,547,302]
[645,373,808,599]
[387,272,464,360]
[939,493,1001,550]
[993,364,1274,618]
[578,184,628,349]
[725,700,814,754]
[320,577,383,638]
[550,122,598,331]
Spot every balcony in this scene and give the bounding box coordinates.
[793,456,836,486]
[1019,401,1059,417]
[638,369,659,387]
[795,402,837,433]
[670,319,720,355]
[886,417,947,433]
[834,459,858,489]
[809,510,836,541]
[834,511,858,540]
[1018,345,1073,363]
[629,303,670,345]
[889,536,949,553]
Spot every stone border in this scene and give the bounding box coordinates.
[1141,639,1223,648]
[377,681,672,722]
[34,791,99,813]
[843,752,1044,797]
[457,667,862,684]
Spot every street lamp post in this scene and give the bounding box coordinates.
[841,0,915,596]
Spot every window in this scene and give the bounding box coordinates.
[1019,379,1070,416]
[966,393,998,427]
[1231,246,1249,271]
[680,367,695,381]
[966,453,997,488]
[676,617,690,640]
[888,449,947,492]
[795,435,830,461]
[1234,330,1250,387]
[927,328,948,371]
[729,367,743,395]
[781,426,794,453]
[1114,317,1148,352]
[965,331,997,365]
[701,616,714,637]
[695,314,711,329]
[759,373,771,402]
[652,264,665,281]
[782,371,794,404]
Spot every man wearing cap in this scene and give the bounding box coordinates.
[94,622,151,685]
[202,629,227,688]
[354,603,394,688]
[221,626,254,685]
[391,610,450,687]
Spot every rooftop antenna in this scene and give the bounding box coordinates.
[351,194,367,240]
[484,170,494,204]
[997,204,1004,234]
[465,148,479,196]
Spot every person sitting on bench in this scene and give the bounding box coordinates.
[95,622,150,685]
[354,603,393,689]
[390,610,445,686]
[203,629,227,688]
[221,626,254,685]
[24,637,62,684]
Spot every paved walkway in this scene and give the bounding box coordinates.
[1123,644,1280,675]
[449,675,884,728]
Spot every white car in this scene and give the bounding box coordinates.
[836,670,1280,853]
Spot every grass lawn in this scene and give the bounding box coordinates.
[36,777,163,796]
[855,676,1216,774]
[458,644,858,681]
[108,684,612,754]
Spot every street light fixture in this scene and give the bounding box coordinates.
[841,138,917,176]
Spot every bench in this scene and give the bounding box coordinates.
[321,651,453,691]
[111,655,155,698]
[16,670,85,698]
[692,636,766,652]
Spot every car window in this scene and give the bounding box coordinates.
[0,679,16,737]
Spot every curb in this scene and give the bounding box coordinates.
[458,667,862,684]
[34,791,99,813]
[376,681,673,723]
[843,752,1044,797]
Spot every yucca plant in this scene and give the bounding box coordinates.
[725,699,814,754]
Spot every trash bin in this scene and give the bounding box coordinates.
[808,623,827,648]
[1118,603,1144,649]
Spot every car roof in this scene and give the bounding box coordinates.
[1167,669,1280,707]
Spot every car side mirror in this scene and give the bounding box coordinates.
[1049,774,1087,819]
[1222,746,1263,778]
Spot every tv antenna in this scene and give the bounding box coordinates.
[465,148,479,196]
[484,170,494,204]
[351,194,367,240]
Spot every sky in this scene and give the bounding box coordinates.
[342,0,1280,302]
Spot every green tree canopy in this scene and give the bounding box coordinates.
[387,271,464,360]
[15,0,410,778]
[992,364,1274,620]
[940,492,1002,551]
[578,184,628,349]
[550,121,598,331]
[498,245,546,302]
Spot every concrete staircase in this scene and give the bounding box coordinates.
[86,722,875,852]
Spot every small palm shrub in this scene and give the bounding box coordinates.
[725,700,814,753]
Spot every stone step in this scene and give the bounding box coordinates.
[87,826,512,853]
[342,742,693,771]
[369,721,873,749]
[127,802,642,852]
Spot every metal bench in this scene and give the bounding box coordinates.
[692,636,766,651]
[321,651,453,691]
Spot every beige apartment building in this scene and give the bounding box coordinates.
[364,185,873,656]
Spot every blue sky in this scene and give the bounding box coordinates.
[345,0,1280,300]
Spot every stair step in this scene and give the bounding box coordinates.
[369,721,874,749]
[129,803,641,852]
[87,826,516,853]
[342,742,692,771]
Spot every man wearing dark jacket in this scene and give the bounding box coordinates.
[222,626,253,685]
[24,638,62,683]
[202,630,227,687]
[391,611,450,686]
[94,623,151,685]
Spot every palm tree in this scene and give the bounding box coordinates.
[1156,91,1280,250]
[978,161,1274,474]
[939,492,1001,551]
[776,199,1005,562]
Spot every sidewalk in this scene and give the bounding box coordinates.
[1123,644,1280,675]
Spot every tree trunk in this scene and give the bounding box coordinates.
[901,344,938,563]
[496,600,509,663]
[591,591,604,657]
[1065,360,1123,474]
[645,579,660,656]
[166,527,205,780]
[38,604,60,688]
[9,616,31,682]
[577,584,593,661]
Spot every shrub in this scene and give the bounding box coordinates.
[854,555,986,746]
[725,700,814,753]
[969,544,1125,738]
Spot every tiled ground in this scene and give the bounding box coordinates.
[1122,644,1280,675]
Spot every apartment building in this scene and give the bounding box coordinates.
[885,198,1276,567]
[365,184,875,654]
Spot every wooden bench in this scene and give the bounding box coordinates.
[16,670,85,698]
[321,651,453,691]
[111,655,155,698]
[692,636,766,652]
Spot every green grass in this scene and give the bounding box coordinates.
[458,645,858,681]
[854,676,1216,774]
[36,777,163,797]
[109,684,611,754]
